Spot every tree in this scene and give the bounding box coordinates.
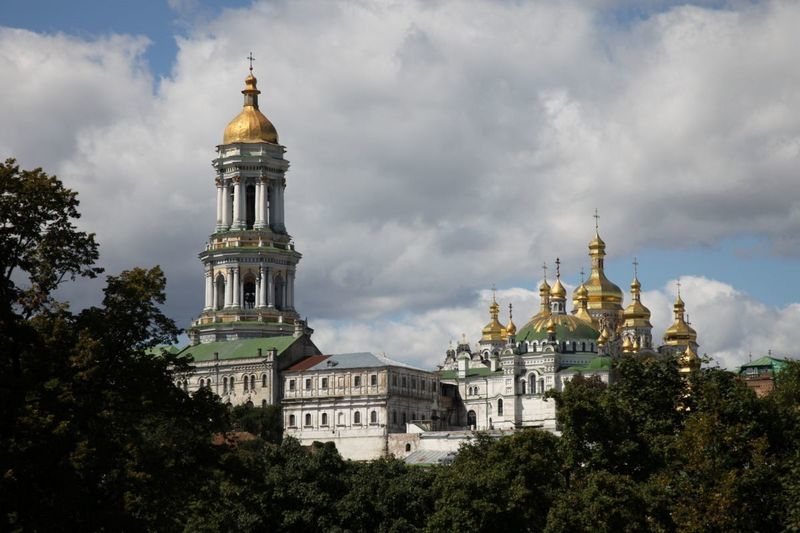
[427,430,563,532]
[230,403,283,444]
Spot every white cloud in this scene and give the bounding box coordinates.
[1,1,800,369]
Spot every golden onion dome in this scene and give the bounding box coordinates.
[678,345,700,372]
[481,297,507,342]
[632,338,640,351]
[550,278,567,299]
[576,283,588,298]
[505,303,517,336]
[223,73,279,144]
[663,295,697,345]
[539,278,551,293]
[622,335,634,353]
[588,231,606,251]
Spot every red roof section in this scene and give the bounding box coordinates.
[285,355,330,372]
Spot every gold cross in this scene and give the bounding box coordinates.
[247,52,255,73]
[593,208,600,230]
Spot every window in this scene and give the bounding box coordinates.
[467,410,477,428]
[321,413,328,426]
[223,377,228,393]
[354,412,361,425]
[498,398,504,416]
[411,378,417,390]
[370,410,377,424]
[250,375,255,391]
[402,376,407,388]
[228,377,234,390]
[392,410,397,424]
[354,376,361,387]
[289,379,295,391]
[305,413,312,427]
[321,377,328,389]
[289,414,296,427]
[305,378,312,390]
[405,443,411,452]
[412,413,417,421]
[244,378,249,392]
[370,374,377,386]
[261,400,267,408]
[262,374,267,387]
[392,375,397,386]
[338,412,344,426]
[402,413,407,424]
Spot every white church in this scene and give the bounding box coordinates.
[169,67,701,460]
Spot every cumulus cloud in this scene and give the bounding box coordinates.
[1,0,799,369]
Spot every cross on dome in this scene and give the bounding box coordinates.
[247,51,255,73]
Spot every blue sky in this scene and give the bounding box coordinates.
[2,0,799,367]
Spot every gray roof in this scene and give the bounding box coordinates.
[307,352,427,372]
[403,450,457,465]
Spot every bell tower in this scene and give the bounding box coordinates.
[188,66,309,344]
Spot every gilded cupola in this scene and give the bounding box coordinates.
[481,290,507,342]
[663,287,698,346]
[574,282,595,327]
[505,303,517,337]
[576,212,623,318]
[223,70,279,145]
[622,271,652,329]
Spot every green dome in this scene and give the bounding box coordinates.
[516,314,599,343]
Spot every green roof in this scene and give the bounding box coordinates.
[439,366,502,380]
[176,336,299,362]
[516,318,599,343]
[562,356,612,373]
[738,356,789,374]
[144,345,182,357]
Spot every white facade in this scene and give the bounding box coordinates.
[282,353,441,460]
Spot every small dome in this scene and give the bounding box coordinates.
[550,278,567,299]
[222,73,279,144]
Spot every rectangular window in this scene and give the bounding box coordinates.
[370,374,377,386]
[289,379,296,391]
[392,375,397,386]
[321,377,328,389]
[305,378,312,390]
[354,376,361,387]
[402,376,407,388]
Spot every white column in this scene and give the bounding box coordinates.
[211,273,218,310]
[254,180,262,229]
[204,269,213,310]
[232,177,243,229]
[255,270,262,308]
[287,271,295,310]
[222,182,232,229]
[267,269,275,308]
[276,184,285,231]
[232,266,240,307]
[225,268,233,308]
[215,180,224,231]
[259,265,268,308]
[260,178,268,229]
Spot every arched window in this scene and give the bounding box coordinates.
[521,380,526,395]
[250,375,255,391]
[262,374,267,387]
[405,443,411,452]
[497,398,504,416]
[338,412,344,425]
[261,400,267,408]
[274,274,285,310]
[245,183,256,229]
[244,377,249,392]
[289,414,296,427]
[402,412,407,424]
[590,342,594,352]
[467,410,477,428]
[305,413,312,426]
[539,378,545,394]
[321,413,328,426]
[412,413,417,421]
[243,275,256,309]
[223,377,228,393]
[370,410,377,424]
[354,412,361,425]
[229,376,235,390]
[582,342,586,351]
[571,342,576,352]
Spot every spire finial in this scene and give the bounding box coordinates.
[542,262,548,282]
[633,257,639,278]
[593,208,600,232]
[508,302,513,319]
[676,278,681,299]
[555,257,561,279]
[580,267,585,283]
[491,283,497,303]
[247,51,255,73]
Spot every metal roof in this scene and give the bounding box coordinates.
[403,450,458,465]
[305,352,427,372]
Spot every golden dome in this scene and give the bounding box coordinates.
[663,294,697,345]
[505,303,517,336]
[515,312,598,343]
[577,228,623,313]
[481,296,507,342]
[573,282,596,327]
[623,275,652,328]
[539,278,551,293]
[678,345,700,373]
[550,278,567,299]
[622,335,634,353]
[223,73,279,144]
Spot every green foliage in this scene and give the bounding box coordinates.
[230,403,283,444]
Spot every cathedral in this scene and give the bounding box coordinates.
[171,66,702,458]
[437,225,702,431]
